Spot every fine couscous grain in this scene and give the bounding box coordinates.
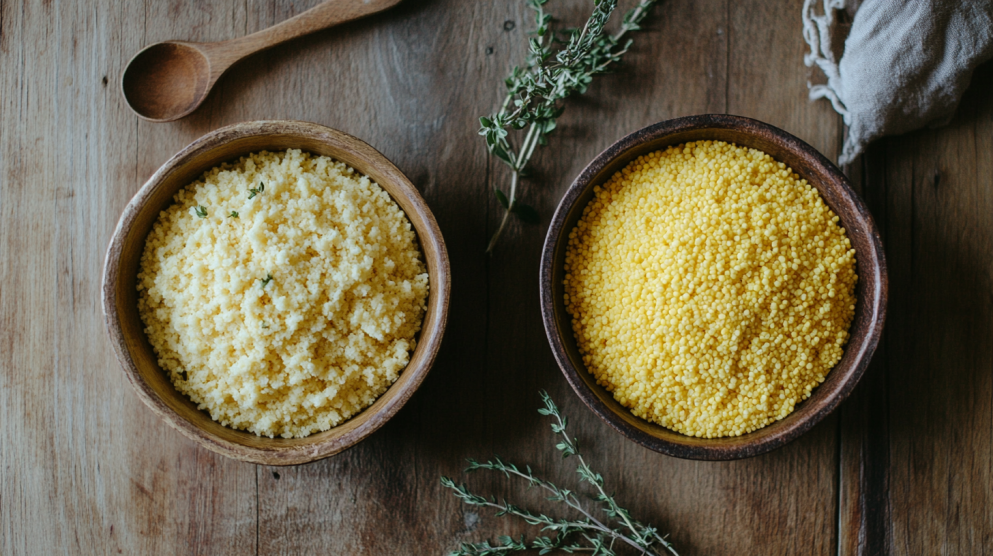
[563,140,857,438]
[137,149,429,438]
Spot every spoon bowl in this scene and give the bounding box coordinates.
[122,42,211,122]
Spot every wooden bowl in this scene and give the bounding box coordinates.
[540,114,886,460]
[102,120,450,465]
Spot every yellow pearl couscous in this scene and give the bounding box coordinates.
[563,141,857,438]
[137,149,429,438]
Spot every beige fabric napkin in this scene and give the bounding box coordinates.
[803,0,993,164]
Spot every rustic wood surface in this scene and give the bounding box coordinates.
[1,0,990,554]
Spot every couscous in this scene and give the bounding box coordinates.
[137,149,429,438]
[563,141,857,438]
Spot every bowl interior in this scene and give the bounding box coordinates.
[104,121,449,465]
[541,115,886,460]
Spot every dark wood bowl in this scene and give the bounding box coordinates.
[540,114,887,460]
[102,120,450,465]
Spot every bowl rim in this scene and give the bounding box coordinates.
[102,120,450,465]
[539,114,887,460]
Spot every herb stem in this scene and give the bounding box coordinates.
[516,123,542,172]
[480,0,657,252]
[551,406,677,556]
[486,170,521,253]
[443,391,678,556]
[486,120,545,253]
[479,498,609,538]
[481,461,647,553]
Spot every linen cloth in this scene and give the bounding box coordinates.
[803,0,993,164]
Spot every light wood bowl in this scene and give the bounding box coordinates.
[102,120,450,465]
[540,114,887,460]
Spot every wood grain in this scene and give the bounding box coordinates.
[883,61,993,555]
[2,0,992,554]
[835,61,993,556]
[838,145,893,556]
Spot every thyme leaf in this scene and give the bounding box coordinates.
[229,211,239,218]
[260,273,273,289]
[249,181,265,199]
[194,205,208,218]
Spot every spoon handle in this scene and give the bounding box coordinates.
[206,0,402,72]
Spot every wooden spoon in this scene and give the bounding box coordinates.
[122,0,402,122]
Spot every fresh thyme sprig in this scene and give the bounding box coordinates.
[195,205,208,218]
[441,391,678,556]
[480,0,657,252]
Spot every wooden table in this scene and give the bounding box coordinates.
[2,0,991,553]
